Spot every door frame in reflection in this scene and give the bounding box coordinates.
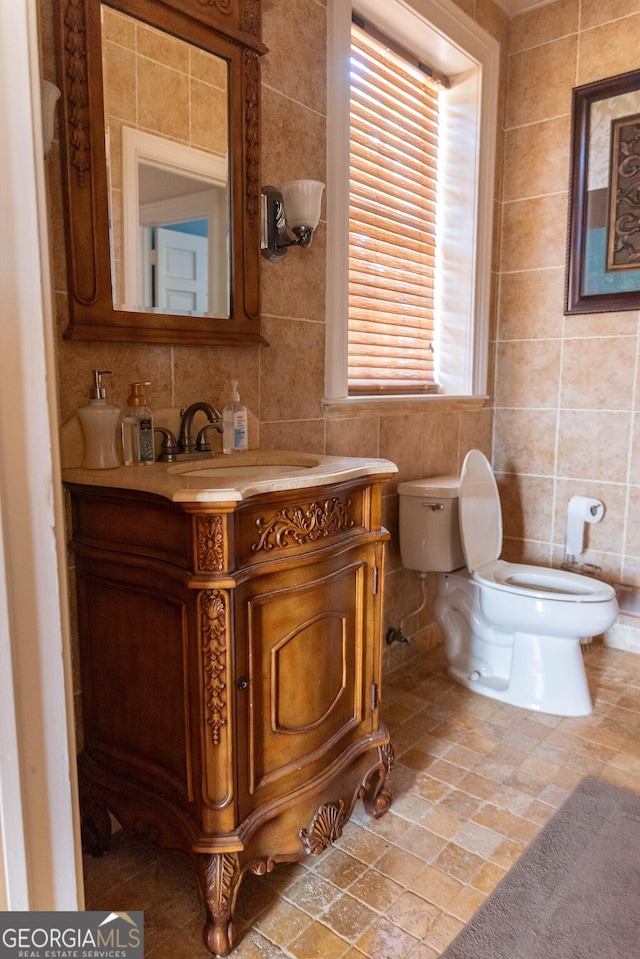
[120,127,229,317]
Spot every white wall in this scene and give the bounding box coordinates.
[0,0,82,909]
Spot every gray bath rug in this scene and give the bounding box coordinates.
[439,776,640,959]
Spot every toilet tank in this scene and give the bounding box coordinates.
[398,475,465,572]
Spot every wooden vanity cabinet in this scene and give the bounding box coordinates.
[67,475,394,956]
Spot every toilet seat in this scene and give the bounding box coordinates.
[459,451,615,604]
[473,559,615,602]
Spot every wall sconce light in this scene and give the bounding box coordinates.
[261,179,325,261]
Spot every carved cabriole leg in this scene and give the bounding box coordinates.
[195,851,241,957]
[361,738,394,820]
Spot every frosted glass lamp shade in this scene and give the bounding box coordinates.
[280,180,325,231]
[260,180,325,260]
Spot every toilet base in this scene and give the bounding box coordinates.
[447,630,593,717]
[436,571,594,717]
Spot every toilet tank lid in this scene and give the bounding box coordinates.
[398,475,460,498]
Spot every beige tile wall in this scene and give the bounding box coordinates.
[43,0,508,675]
[496,0,640,597]
[47,0,640,662]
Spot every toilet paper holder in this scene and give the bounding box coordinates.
[563,494,605,567]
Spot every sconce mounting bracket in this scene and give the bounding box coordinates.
[261,185,288,261]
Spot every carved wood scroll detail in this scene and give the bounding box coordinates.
[380,740,395,777]
[244,49,260,226]
[63,0,90,186]
[196,515,225,571]
[300,800,348,855]
[201,590,227,746]
[197,0,234,13]
[242,0,261,38]
[252,498,354,553]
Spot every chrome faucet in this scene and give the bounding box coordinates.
[178,402,223,454]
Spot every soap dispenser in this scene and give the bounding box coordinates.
[78,370,121,469]
[222,380,248,453]
[122,381,155,465]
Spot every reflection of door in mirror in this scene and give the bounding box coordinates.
[101,5,230,318]
[155,224,208,313]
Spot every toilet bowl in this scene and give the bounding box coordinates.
[398,450,618,716]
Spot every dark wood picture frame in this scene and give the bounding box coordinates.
[566,68,640,314]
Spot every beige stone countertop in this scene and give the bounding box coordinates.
[61,450,398,504]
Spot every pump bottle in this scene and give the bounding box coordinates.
[122,382,155,465]
[77,370,121,469]
[222,381,248,453]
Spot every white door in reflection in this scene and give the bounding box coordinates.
[154,223,209,312]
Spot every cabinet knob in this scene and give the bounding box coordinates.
[237,677,249,690]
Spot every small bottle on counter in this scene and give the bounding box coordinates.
[222,380,248,453]
[122,381,155,465]
[78,370,120,469]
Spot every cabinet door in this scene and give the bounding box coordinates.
[76,559,195,804]
[234,542,380,819]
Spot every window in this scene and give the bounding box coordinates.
[349,21,442,395]
[325,0,499,405]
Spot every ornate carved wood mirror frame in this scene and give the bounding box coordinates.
[54,0,266,344]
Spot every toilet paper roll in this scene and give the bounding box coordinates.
[565,495,605,558]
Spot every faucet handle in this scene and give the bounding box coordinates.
[196,422,224,452]
[155,427,179,462]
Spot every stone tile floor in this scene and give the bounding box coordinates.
[83,641,640,957]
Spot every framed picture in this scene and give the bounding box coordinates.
[566,68,640,314]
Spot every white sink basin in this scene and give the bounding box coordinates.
[183,464,312,479]
[170,453,322,482]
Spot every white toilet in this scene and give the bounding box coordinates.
[398,450,618,716]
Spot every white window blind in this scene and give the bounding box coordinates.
[349,21,442,395]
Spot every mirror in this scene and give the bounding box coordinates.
[53,0,267,344]
[102,7,230,317]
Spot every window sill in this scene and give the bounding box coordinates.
[322,394,490,417]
